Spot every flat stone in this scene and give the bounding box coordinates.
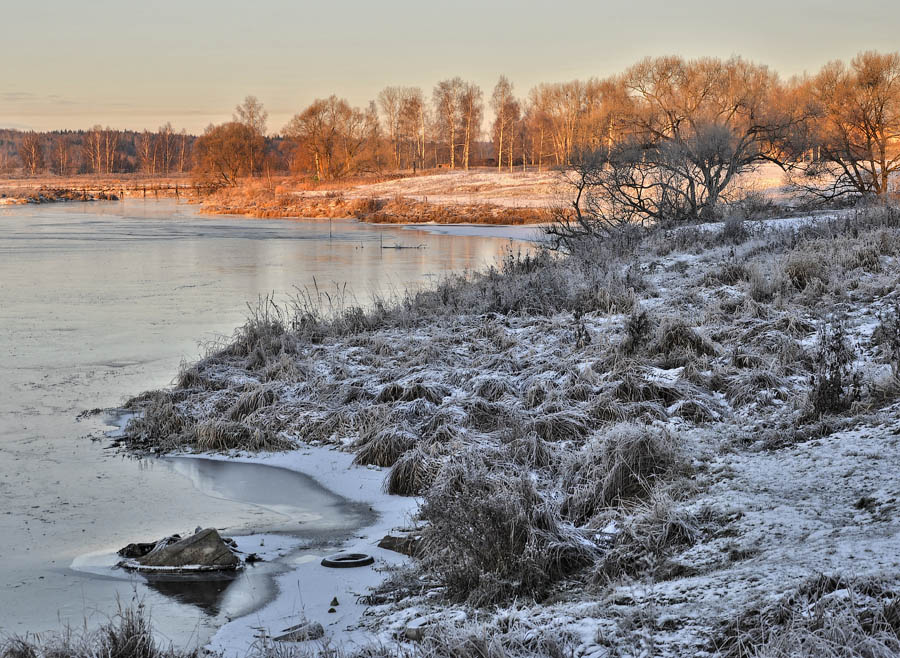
[405,616,433,641]
[377,534,421,557]
[274,620,325,642]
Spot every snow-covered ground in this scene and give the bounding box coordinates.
[202,447,418,656]
[121,203,900,656]
[298,163,793,211]
[300,170,566,208]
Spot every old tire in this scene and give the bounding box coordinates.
[321,552,375,568]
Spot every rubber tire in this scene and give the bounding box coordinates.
[321,552,375,568]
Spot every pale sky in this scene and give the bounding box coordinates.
[1,0,897,134]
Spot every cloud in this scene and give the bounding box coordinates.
[0,92,78,106]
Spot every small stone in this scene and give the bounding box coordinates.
[328,607,336,613]
[405,616,432,641]
[329,597,339,607]
[274,620,325,642]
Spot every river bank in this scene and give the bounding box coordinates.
[0,200,525,647]
[119,203,900,656]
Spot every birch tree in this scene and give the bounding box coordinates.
[234,96,268,176]
[18,132,44,175]
[460,82,483,170]
[433,78,465,168]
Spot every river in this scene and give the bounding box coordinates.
[0,199,536,647]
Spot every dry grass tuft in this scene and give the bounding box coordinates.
[193,420,290,452]
[562,423,682,525]
[353,429,417,467]
[228,386,277,421]
[715,575,900,658]
[595,492,700,581]
[0,603,195,658]
[419,452,597,606]
[385,445,442,496]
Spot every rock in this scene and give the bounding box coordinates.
[377,534,421,557]
[118,541,157,559]
[405,616,433,641]
[118,534,181,559]
[134,528,239,571]
[274,620,325,642]
[328,607,336,613]
[329,597,339,607]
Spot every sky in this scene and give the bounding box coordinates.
[1,0,897,134]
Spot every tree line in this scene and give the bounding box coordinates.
[2,126,196,177]
[4,51,898,209]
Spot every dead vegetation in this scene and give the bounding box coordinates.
[716,575,900,658]
[200,185,547,225]
[116,202,900,655]
[0,603,194,658]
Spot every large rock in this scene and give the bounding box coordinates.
[134,528,240,571]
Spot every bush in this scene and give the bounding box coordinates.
[418,452,596,606]
[807,320,860,419]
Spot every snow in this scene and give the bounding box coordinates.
[198,447,418,655]
[400,222,548,242]
[300,170,564,209]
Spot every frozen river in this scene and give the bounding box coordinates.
[0,199,536,646]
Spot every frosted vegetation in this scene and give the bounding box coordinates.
[63,200,897,657]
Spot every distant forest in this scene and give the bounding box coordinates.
[3,51,899,200]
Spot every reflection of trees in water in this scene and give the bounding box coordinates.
[142,572,239,615]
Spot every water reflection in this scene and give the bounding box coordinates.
[0,199,530,644]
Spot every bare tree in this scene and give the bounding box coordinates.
[193,122,256,186]
[433,78,465,168]
[283,95,376,179]
[83,126,120,174]
[51,135,72,175]
[19,132,44,175]
[787,51,900,198]
[491,76,517,170]
[378,86,403,169]
[234,96,268,176]
[136,130,157,174]
[398,88,426,170]
[157,122,175,175]
[459,83,483,170]
[549,56,787,245]
[177,129,191,173]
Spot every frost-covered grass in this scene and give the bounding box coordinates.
[0,603,194,658]
[121,203,900,656]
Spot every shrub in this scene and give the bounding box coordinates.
[807,320,861,419]
[620,304,654,354]
[872,300,900,378]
